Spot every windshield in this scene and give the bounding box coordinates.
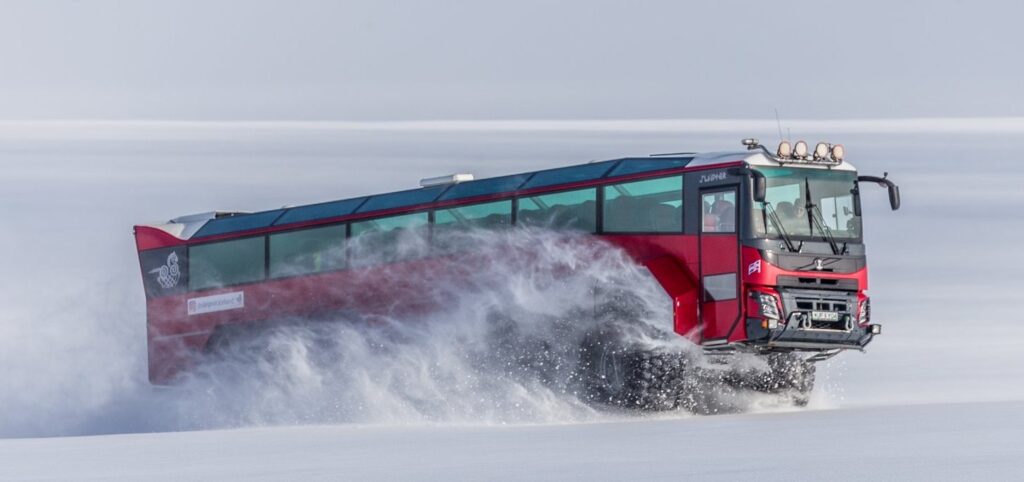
[753,167,862,240]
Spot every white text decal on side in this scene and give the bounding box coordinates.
[699,171,727,184]
[187,292,244,315]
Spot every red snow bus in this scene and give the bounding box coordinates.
[134,139,898,406]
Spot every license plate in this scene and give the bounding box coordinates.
[811,311,840,322]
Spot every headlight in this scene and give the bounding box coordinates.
[757,292,781,319]
[859,298,871,325]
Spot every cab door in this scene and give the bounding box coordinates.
[697,186,742,343]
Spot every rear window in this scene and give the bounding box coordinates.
[189,237,266,290]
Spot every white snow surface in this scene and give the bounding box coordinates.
[1,120,1022,480]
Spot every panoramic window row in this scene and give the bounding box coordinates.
[188,176,684,291]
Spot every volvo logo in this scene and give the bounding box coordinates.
[813,258,825,271]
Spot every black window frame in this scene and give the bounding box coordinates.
[514,186,600,233]
[187,235,269,292]
[600,174,685,235]
[700,187,739,235]
[182,171,701,293]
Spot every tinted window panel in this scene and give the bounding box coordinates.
[702,190,737,233]
[194,210,284,238]
[703,273,737,301]
[437,174,531,201]
[189,237,265,290]
[357,186,446,213]
[435,200,513,229]
[274,197,367,226]
[520,161,617,189]
[269,225,346,278]
[608,157,692,177]
[517,189,597,232]
[434,200,512,252]
[604,176,683,232]
[350,212,430,266]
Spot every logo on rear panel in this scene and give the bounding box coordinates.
[747,259,762,276]
[149,252,181,289]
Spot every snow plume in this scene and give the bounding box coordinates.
[1,227,807,438]
[0,228,680,437]
[169,228,683,429]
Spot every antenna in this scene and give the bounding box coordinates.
[774,108,784,141]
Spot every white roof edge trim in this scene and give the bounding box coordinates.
[687,150,857,172]
[142,210,251,241]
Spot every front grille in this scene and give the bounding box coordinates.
[777,276,858,291]
[795,300,848,312]
[782,290,856,331]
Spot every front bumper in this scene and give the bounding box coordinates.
[744,317,876,350]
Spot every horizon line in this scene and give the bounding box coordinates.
[2,116,1024,134]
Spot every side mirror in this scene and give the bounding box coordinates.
[857,174,901,211]
[730,167,767,202]
[752,170,767,203]
[888,184,901,211]
[852,183,863,217]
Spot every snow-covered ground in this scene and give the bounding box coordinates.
[1,120,1022,480]
[3,401,1022,481]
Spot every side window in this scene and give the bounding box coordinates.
[350,212,429,267]
[701,190,737,233]
[269,224,346,278]
[189,237,266,290]
[434,199,513,230]
[434,200,512,251]
[703,273,737,301]
[821,193,858,236]
[603,176,683,232]
[517,188,597,232]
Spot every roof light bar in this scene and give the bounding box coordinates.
[793,140,809,159]
[831,144,845,162]
[777,141,792,158]
[420,173,475,188]
[774,139,845,165]
[814,142,830,160]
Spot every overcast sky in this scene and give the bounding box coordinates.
[1,0,1021,120]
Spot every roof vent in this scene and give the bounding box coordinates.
[420,173,474,188]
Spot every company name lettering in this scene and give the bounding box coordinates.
[187,292,245,315]
[699,171,727,183]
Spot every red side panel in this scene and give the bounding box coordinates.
[645,256,699,342]
[741,246,869,291]
[135,226,187,251]
[698,234,741,341]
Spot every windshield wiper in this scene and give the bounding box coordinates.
[802,179,843,255]
[807,202,841,255]
[764,202,800,253]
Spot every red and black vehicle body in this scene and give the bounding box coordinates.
[135,140,898,385]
